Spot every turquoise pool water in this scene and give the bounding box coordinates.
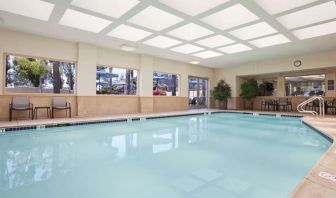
[0,113,331,198]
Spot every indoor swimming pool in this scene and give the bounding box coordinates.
[0,113,331,198]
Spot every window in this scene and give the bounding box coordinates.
[6,55,75,94]
[285,74,325,96]
[96,66,137,95]
[257,79,277,96]
[153,72,179,96]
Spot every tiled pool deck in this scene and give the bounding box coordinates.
[0,109,335,198]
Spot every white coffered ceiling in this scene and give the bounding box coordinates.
[1,0,336,68]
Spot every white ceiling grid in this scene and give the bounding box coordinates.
[0,0,336,67]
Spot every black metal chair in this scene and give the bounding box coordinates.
[52,97,71,118]
[277,98,288,111]
[9,96,34,121]
[260,98,269,111]
[287,98,293,111]
[326,99,336,115]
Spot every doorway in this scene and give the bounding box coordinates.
[188,76,209,109]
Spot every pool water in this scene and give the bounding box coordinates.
[0,113,331,198]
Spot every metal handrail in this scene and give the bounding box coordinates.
[297,96,324,118]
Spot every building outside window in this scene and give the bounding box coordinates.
[285,74,325,96]
[6,54,75,94]
[153,72,179,96]
[96,66,137,95]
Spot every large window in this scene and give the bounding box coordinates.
[6,55,75,94]
[96,66,137,95]
[153,72,179,96]
[257,79,277,96]
[285,74,325,96]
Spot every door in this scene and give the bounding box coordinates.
[189,77,209,109]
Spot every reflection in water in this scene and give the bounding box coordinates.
[4,146,53,189]
[0,116,208,192]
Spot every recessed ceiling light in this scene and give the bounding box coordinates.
[192,50,223,59]
[196,35,235,48]
[170,44,204,54]
[159,0,229,16]
[71,0,139,18]
[254,0,318,15]
[277,1,336,29]
[202,4,259,30]
[167,23,213,41]
[59,9,112,33]
[189,60,201,65]
[217,43,252,54]
[292,20,336,40]
[128,6,183,31]
[108,24,152,42]
[120,44,137,52]
[229,22,277,40]
[0,0,54,21]
[249,34,290,48]
[143,35,182,48]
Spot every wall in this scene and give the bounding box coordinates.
[215,50,336,109]
[0,29,214,120]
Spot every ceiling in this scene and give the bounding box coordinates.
[1,0,336,68]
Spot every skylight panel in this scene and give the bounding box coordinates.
[196,35,235,48]
[249,34,290,48]
[59,9,112,33]
[0,0,54,21]
[143,36,182,48]
[158,0,229,16]
[167,23,213,41]
[254,0,318,15]
[292,20,336,40]
[202,4,259,30]
[277,1,336,29]
[229,22,277,40]
[128,6,183,31]
[170,44,205,54]
[217,44,252,54]
[107,24,152,42]
[192,50,223,59]
[71,0,140,18]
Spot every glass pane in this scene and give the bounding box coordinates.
[285,74,325,96]
[198,79,208,107]
[96,66,137,95]
[153,72,179,96]
[6,55,75,94]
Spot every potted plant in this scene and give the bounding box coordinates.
[211,80,232,109]
[240,79,259,110]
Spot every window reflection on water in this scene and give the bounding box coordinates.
[0,117,208,191]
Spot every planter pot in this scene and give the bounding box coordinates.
[215,100,227,109]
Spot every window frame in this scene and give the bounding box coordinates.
[3,52,77,96]
[95,64,139,96]
[153,70,181,97]
[284,73,326,97]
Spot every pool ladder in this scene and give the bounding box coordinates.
[297,96,324,118]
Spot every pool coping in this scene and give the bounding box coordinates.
[0,109,335,197]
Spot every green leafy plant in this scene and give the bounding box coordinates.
[240,79,259,101]
[258,81,274,96]
[15,57,49,87]
[211,80,232,101]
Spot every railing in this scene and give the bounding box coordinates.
[297,96,324,118]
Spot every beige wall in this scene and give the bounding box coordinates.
[0,28,215,120]
[215,50,336,97]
